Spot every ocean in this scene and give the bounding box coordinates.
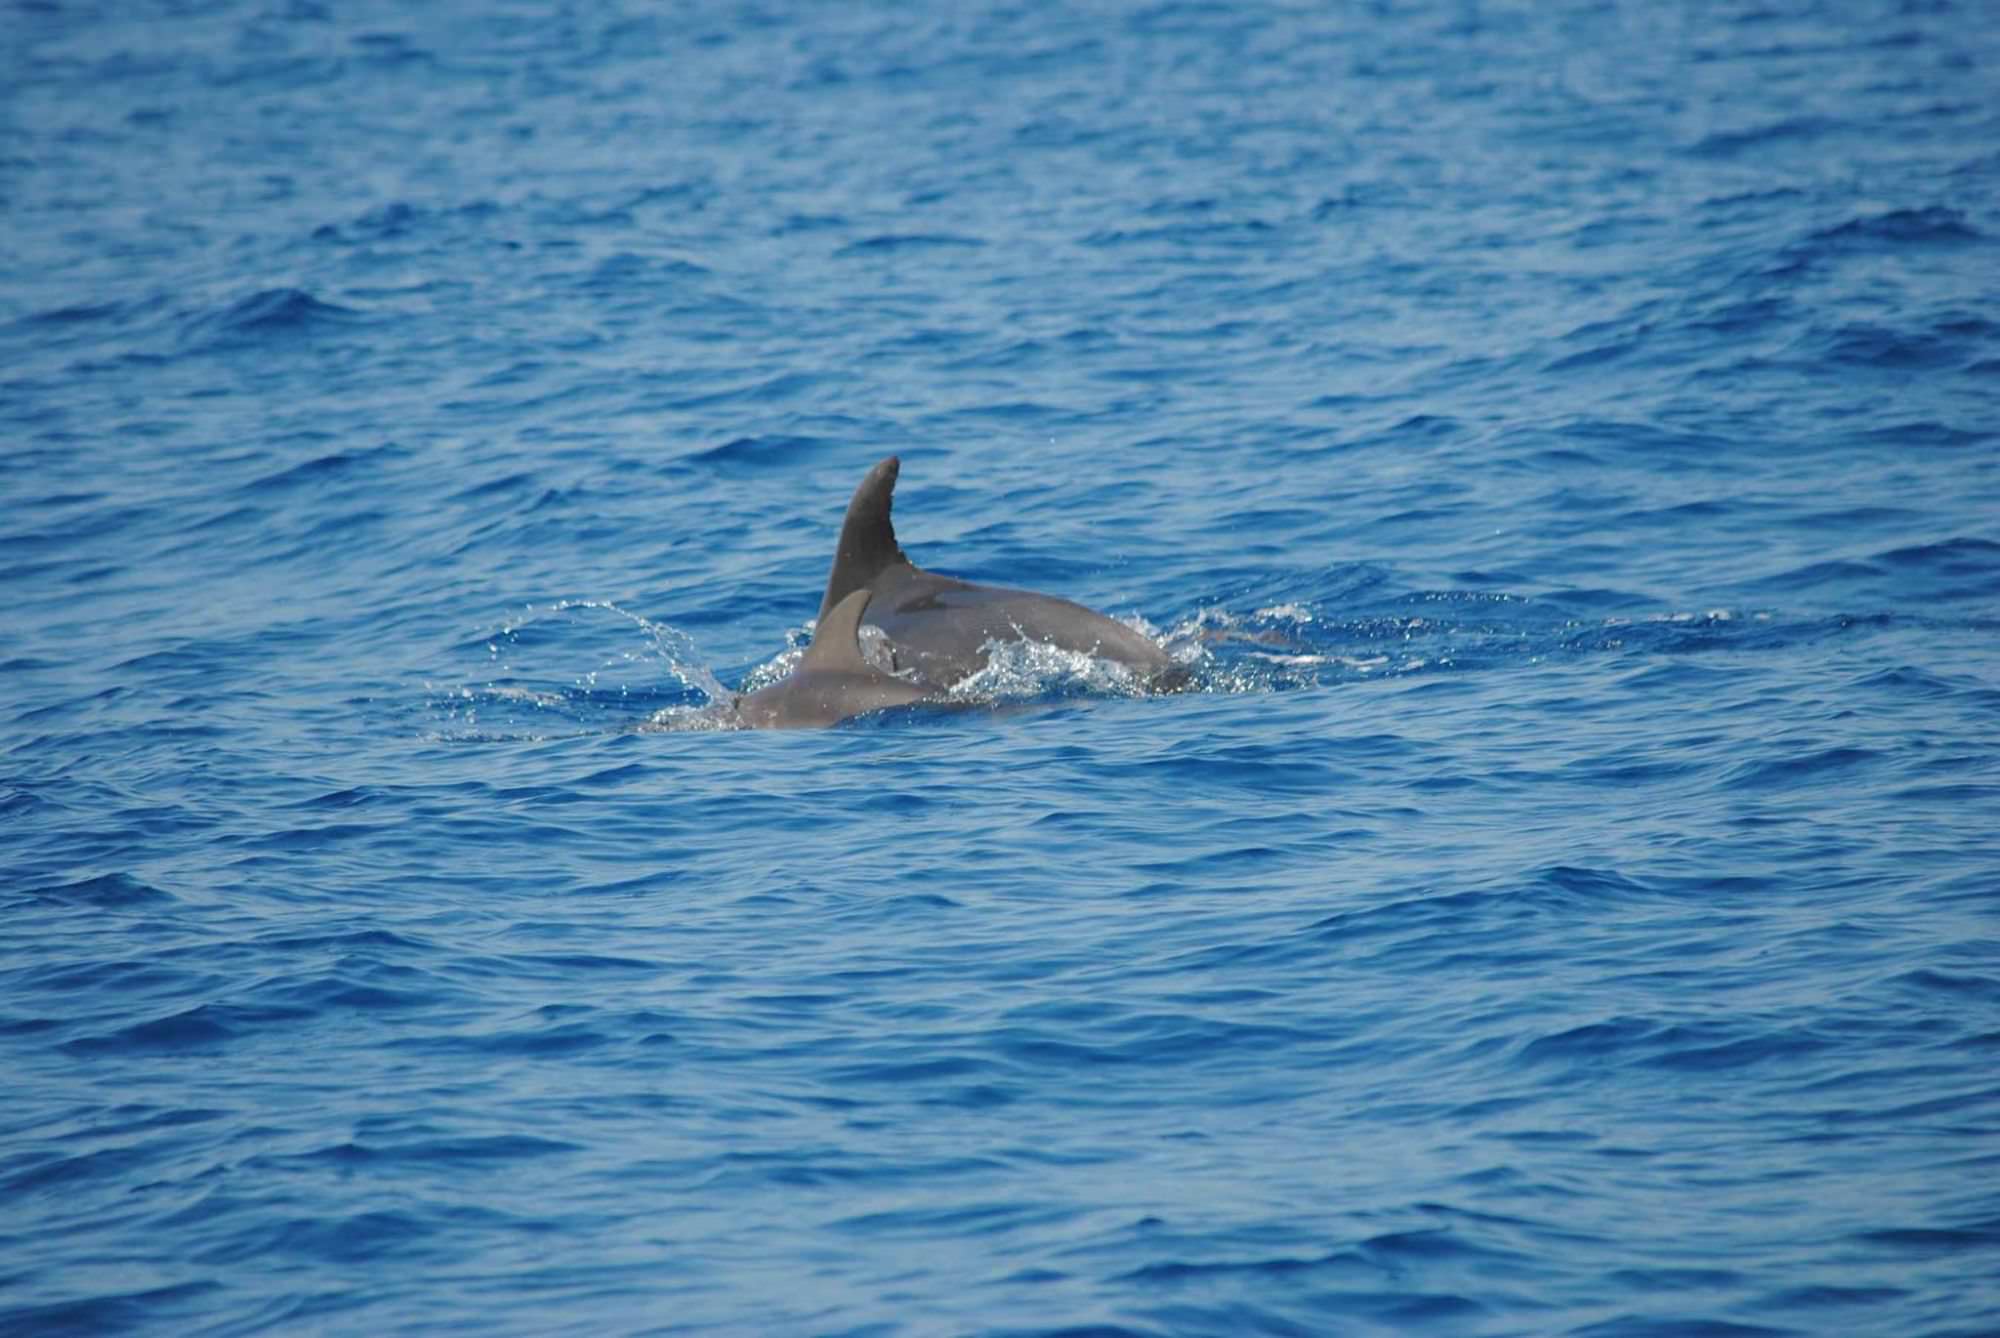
[3,1,1997,1334]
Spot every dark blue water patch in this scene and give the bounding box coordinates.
[1890,970,2000,1006]
[279,786,382,812]
[383,1020,611,1060]
[1517,1017,1661,1069]
[1746,1283,1909,1313]
[176,288,366,350]
[835,233,986,256]
[14,872,177,909]
[466,360,549,390]
[1930,314,1999,341]
[8,298,129,326]
[1571,1318,1795,1338]
[60,1002,315,1056]
[939,337,1067,372]
[0,1010,63,1041]
[254,927,437,958]
[1724,745,1885,792]
[256,974,439,1014]
[1649,1024,1830,1073]
[1849,664,1979,701]
[308,197,510,248]
[1543,323,1649,374]
[1876,537,2000,590]
[1117,1246,1371,1285]
[233,440,410,495]
[1523,419,1740,472]
[659,371,841,426]
[1810,320,1980,370]
[687,433,840,470]
[313,199,425,242]
[1,1142,159,1199]
[1686,115,1845,158]
[502,952,662,978]
[1888,782,2000,808]
[264,1133,582,1173]
[1,500,162,554]
[1380,413,1470,444]
[5,294,170,336]
[576,251,713,295]
[1855,1218,2000,1254]
[1807,206,1984,248]
[0,1280,226,1338]
[1748,540,2000,608]
[1307,866,1661,958]
[772,210,852,236]
[228,1208,441,1266]
[1699,185,1809,214]
[1082,219,1282,251]
[178,502,275,538]
[1681,294,1796,337]
[1149,1286,1489,1335]
[984,1326,1153,1338]
[1605,1266,1747,1294]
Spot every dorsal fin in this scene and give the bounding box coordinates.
[801,588,877,673]
[816,455,912,623]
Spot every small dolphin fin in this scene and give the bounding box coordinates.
[801,588,879,674]
[816,456,912,623]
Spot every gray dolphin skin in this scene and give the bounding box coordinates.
[816,455,1184,690]
[732,588,935,729]
[728,455,1183,729]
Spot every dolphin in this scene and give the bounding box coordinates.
[816,456,1185,690]
[731,588,936,729]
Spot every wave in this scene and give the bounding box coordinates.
[178,287,364,350]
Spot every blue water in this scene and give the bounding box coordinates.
[4,0,1998,1333]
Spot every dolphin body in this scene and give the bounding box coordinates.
[731,588,935,728]
[815,456,1184,691]
[726,455,1183,729]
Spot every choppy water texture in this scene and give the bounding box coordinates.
[5,1,1999,1334]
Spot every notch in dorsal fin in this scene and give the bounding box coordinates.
[816,455,912,623]
[801,588,877,674]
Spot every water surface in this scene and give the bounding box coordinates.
[4,1,1998,1334]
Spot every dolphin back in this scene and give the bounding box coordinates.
[738,454,1183,727]
[733,588,933,729]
